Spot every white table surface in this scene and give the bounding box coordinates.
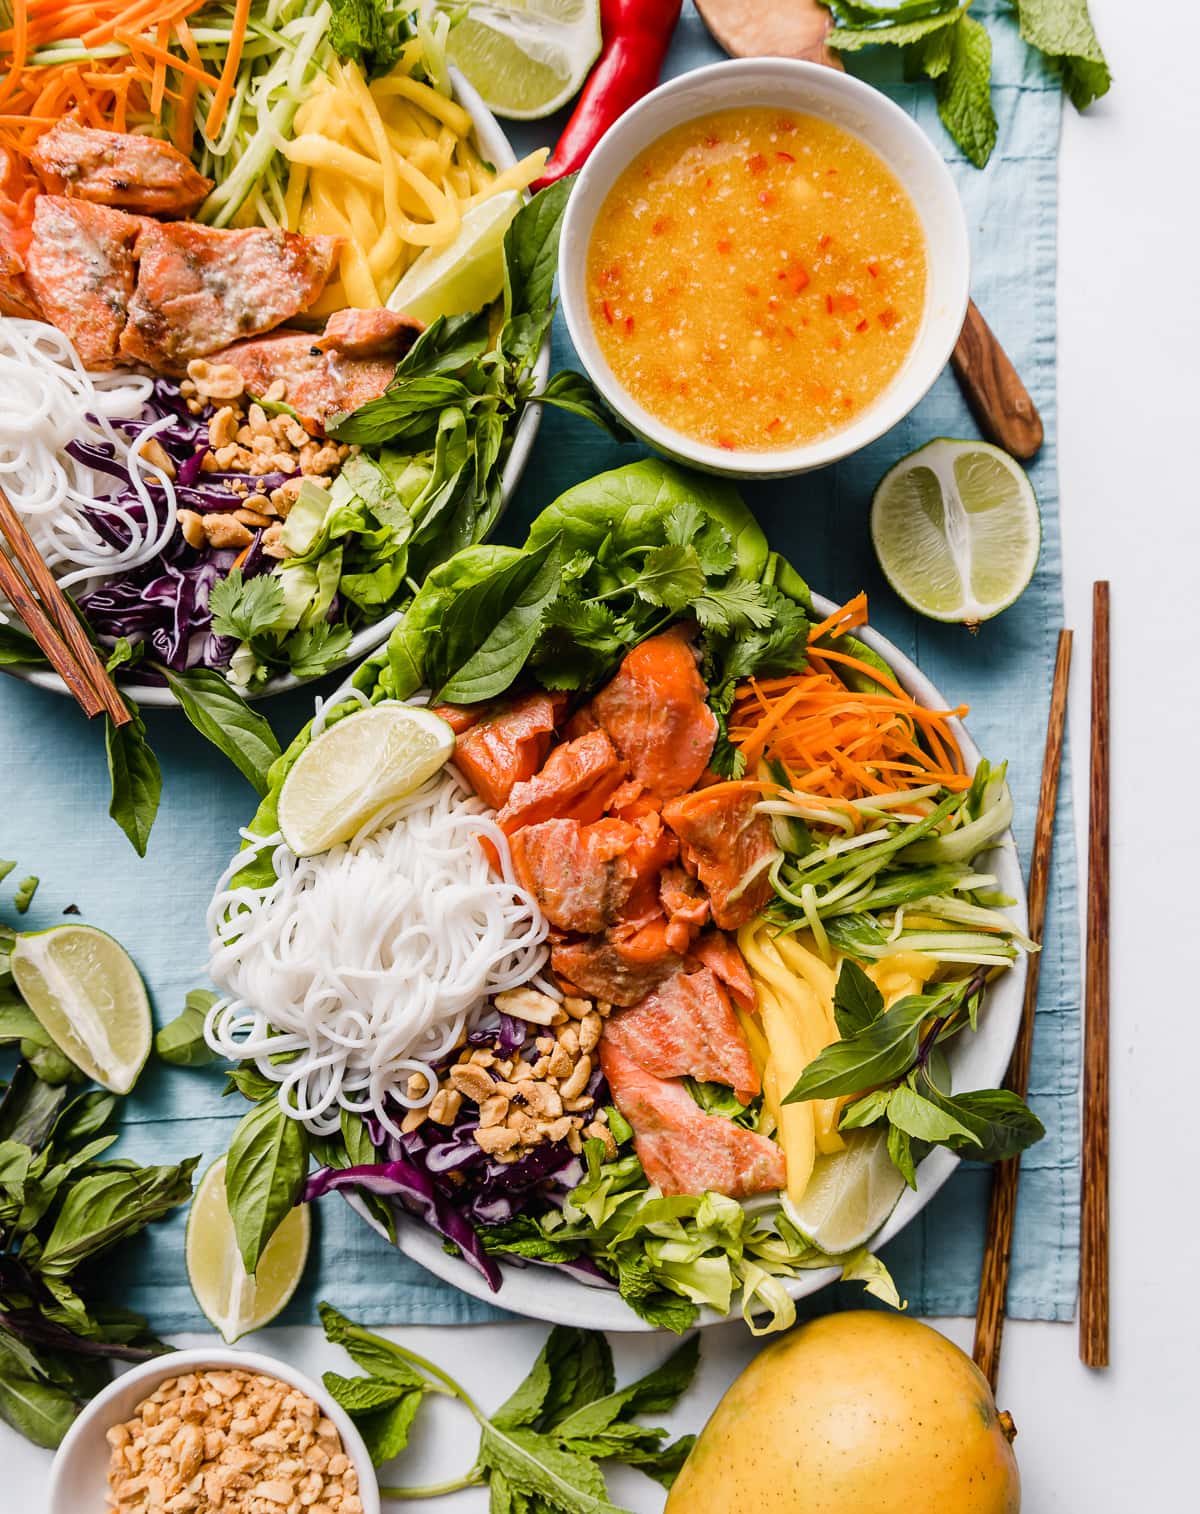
[13,1,1200,1505]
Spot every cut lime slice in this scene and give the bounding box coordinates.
[277,702,455,857]
[444,0,602,120]
[11,924,151,1094]
[870,439,1042,626]
[388,189,523,321]
[187,1155,310,1343]
[782,1128,906,1254]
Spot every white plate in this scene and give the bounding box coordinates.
[15,67,550,710]
[342,595,1028,1330]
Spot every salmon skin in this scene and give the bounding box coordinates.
[497,728,625,835]
[24,197,139,368]
[599,1041,784,1198]
[511,813,676,935]
[121,221,340,371]
[663,783,779,929]
[604,964,760,1104]
[454,691,566,811]
[588,625,718,801]
[30,122,212,217]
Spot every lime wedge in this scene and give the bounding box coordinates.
[11,924,151,1094]
[870,439,1042,627]
[444,0,602,120]
[187,1155,310,1343]
[782,1128,906,1254]
[277,702,455,857]
[388,189,523,322]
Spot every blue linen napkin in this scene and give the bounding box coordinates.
[0,0,1078,1328]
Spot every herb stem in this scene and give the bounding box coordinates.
[338,1323,485,1419]
[378,1469,486,1500]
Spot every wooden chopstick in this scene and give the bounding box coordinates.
[972,629,1073,1390]
[1080,581,1111,1367]
[0,483,131,727]
[0,550,105,718]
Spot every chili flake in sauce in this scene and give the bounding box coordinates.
[586,108,927,452]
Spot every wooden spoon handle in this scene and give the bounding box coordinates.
[951,300,1044,461]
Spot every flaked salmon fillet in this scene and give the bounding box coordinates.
[30,121,212,216]
[589,625,718,801]
[663,783,779,929]
[659,863,710,952]
[121,221,340,371]
[553,920,683,1007]
[0,236,40,318]
[24,196,138,367]
[454,691,566,810]
[203,331,398,434]
[315,307,423,358]
[599,1041,785,1198]
[690,932,757,1012]
[604,964,760,1103]
[511,814,676,934]
[496,729,626,835]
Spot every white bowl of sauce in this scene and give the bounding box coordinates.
[558,58,970,477]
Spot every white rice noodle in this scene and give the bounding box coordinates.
[0,319,176,607]
[205,768,552,1139]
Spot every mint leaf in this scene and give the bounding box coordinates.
[929,14,997,168]
[1015,0,1111,110]
[829,5,967,52]
[833,959,884,1036]
[285,621,354,682]
[208,569,285,642]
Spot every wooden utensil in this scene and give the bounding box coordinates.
[1080,580,1110,1367]
[693,0,1045,460]
[0,483,132,727]
[972,629,1073,1389]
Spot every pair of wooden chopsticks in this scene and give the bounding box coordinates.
[973,584,1111,1385]
[0,482,131,727]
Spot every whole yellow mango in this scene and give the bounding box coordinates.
[666,1313,1019,1514]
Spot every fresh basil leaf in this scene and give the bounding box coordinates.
[163,668,281,796]
[225,1098,308,1274]
[920,1079,1046,1161]
[328,375,473,447]
[106,708,161,858]
[0,1365,80,1449]
[0,999,43,1045]
[887,1121,918,1189]
[535,371,632,443]
[437,538,563,703]
[155,990,218,1067]
[887,1084,981,1147]
[833,958,885,1037]
[284,621,355,681]
[223,1064,277,1102]
[838,1088,893,1130]
[0,624,45,668]
[783,995,931,1104]
[0,1065,68,1146]
[503,176,575,323]
[37,1158,197,1275]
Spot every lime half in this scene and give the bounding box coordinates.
[277,702,455,857]
[388,189,523,321]
[187,1155,310,1343]
[444,0,602,120]
[11,924,151,1094]
[783,1128,906,1254]
[870,439,1042,627]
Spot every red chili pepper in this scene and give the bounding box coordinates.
[530,0,684,192]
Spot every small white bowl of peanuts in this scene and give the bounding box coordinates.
[47,1348,379,1514]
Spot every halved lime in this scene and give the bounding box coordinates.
[277,703,455,857]
[187,1155,310,1343]
[782,1127,906,1254]
[870,439,1042,627]
[388,189,523,321]
[444,0,602,120]
[11,924,151,1094]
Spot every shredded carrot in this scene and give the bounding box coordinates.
[730,594,971,801]
[203,0,250,141]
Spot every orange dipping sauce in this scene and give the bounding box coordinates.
[586,107,927,453]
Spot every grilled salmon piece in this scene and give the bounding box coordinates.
[588,626,718,801]
[659,864,710,952]
[430,703,480,735]
[604,965,760,1103]
[0,236,40,318]
[121,222,339,371]
[315,307,423,358]
[599,1042,785,1198]
[30,122,212,216]
[512,813,676,934]
[496,729,626,835]
[203,331,393,433]
[454,691,566,810]
[663,783,779,929]
[690,931,757,1012]
[553,921,683,1007]
[24,196,139,367]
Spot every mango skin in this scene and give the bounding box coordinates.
[666,1313,1020,1514]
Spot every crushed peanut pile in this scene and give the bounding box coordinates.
[105,1368,361,1514]
[174,360,355,559]
[404,988,617,1163]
